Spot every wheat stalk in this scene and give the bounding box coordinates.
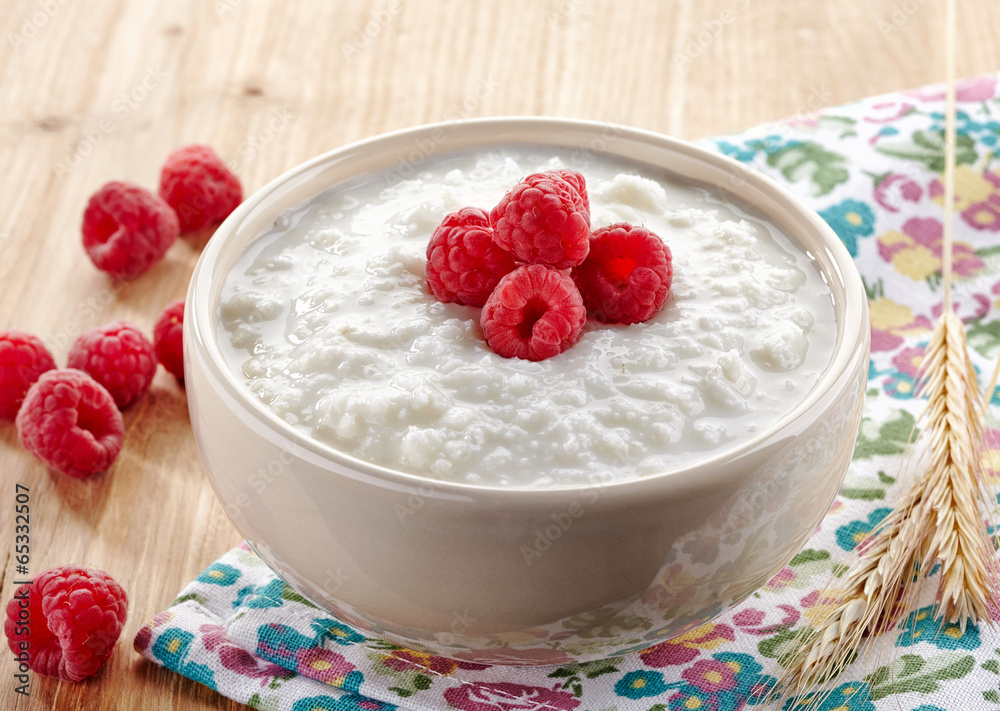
[774,0,1000,704]
[915,311,997,628]
[776,457,937,700]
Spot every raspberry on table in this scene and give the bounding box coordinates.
[481,264,587,361]
[68,321,157,409]
[0,331,57,421]
[426,207,517,307]
[489,170,591,269]
[4,565,128,682]
[154,299,185,384]
[16,369,124,479]
[159,144,243,232]
[82,181,180,280]
[571,222,673,324]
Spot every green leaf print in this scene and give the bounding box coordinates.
[765,142,850,196]
[775,549,834,588]
[839,471,894,500]
[966,318,1000,359]
[788,549,830,567]
[817,114,858,136]
[758,628,804,666]
[170,592,209,606]
[760,629,858,675]
[247,693,280,711]
[838,486,885,501]
[853,410,917,459]
[550,658,622,681]
[867,652,975,700]
[862,275,885,302]
[876,130,977,173]
[280,585,319,609]
[980,650,1000,704]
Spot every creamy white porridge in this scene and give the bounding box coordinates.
[217,147,836,488]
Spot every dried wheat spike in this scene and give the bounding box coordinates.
[778,495,925,700]
[914,310,998,628]
[779,311,1000,706]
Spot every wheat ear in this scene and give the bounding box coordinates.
[776,1,1000,703]
[777,313,997,702]
[914,311,997,627]
[777,475,927,699]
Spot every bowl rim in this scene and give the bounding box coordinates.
[187,115,869,499]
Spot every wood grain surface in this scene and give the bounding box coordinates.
[1,1,999,709]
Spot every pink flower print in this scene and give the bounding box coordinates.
[931,293,991,322]
[382,648,487,675]
[869,297,933,352]
[200,624,228,651]
[982,429,1000,484]
[785,111,822,129]
[732,605,799,636]
[931,165,1000,232]
[296,647,355,686]
[220,646,288,682]
[906,76,998,103]
[878,217,984,281]
[800,589,851,627]
[682,658,739,693]
[199,624,288,684]
[443,682,581,711]
[873,173,922,213]
[639,622,735,667]
[863,99,914,124]
[891,346,926,379]
[762,566,796,592]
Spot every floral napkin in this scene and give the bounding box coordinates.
[135,73,1000,711]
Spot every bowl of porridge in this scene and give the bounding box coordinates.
[185,118,869,664]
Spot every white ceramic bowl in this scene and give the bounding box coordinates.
[185,118,869,665]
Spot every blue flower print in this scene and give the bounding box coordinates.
[196,562,241,586]
[897,605,981,650]
[818,199,875,256]
[835,508,892,552]
[614,670,669,699]
[151,628,217,691]
[311,617,366,647]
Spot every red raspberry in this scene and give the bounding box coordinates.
[552,169,589,211]
[16,369,124,479]
[481,264,586,361]
[68,321,157,409]
[489,171,591,269]
[82,181,180,280]
[0,331,57,420]
[154,299,185,384]
[159,144,243,232]
[426,208,517,307]
[571,222,673,324]
[4,565,128,682]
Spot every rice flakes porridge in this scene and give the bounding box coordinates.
[218,147,836,488]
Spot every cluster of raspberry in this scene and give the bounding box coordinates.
[1,146,244,684]
[425,170,673,361]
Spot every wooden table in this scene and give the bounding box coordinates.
[1,1,998,708]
